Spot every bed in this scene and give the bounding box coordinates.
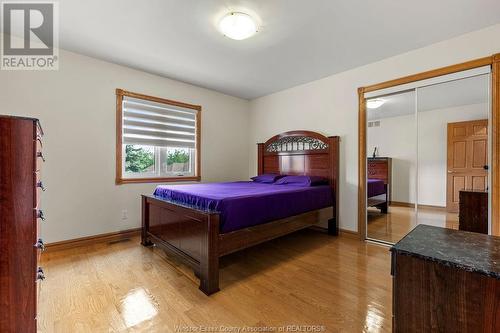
[367,178,388,213]
[141,130,339,295]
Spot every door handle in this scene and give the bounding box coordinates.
[37,181,46,191]
[36,209,46,221]
[36,267,45,281]
[37,151,45,162]
[483,165,489,170]
[447,170,453,174]
[34,238,45,252]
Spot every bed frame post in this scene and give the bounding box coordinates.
[199,213,220,295]
[328,217,338,236]
[257,143,264,175]
[141,195,153,246]
[328,136,340,236]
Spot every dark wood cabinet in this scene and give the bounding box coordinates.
[391,225,500,333]
[459,190,488,234]
[0,115,44,333]
[367,157,392,201]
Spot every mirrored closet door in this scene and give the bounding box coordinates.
[364,67,492,244]
[416,74,491,232]
[366,90,417,243]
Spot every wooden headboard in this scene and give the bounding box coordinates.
[257,130,340,226]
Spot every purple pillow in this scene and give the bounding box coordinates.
[274,175,329,187]
[251,173,284,184]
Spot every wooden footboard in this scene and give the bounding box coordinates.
[141,195,220,295]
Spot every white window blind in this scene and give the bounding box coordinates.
[122,96,197,148]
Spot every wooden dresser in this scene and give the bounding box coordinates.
[391,225,500,332]
[367,157,392,201]
[459,190,488,234]
[0,115,45,333]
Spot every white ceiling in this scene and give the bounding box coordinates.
[51,1,500,99]
[367,74,490,120]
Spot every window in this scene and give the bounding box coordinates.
[116,89,201,184]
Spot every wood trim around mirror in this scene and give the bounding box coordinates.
[358,54,500,240]
[357,88,367,240]
[492,54,500,236]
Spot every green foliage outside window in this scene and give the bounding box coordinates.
[167,149,190,165]
[125,145,154,172]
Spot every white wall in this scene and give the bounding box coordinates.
[249,24,500,232]
[367,113,417,205]
[0,48,250,243]
[368,103,488,206]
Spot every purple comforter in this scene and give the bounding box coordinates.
[154,181,333,233]
[368,178,386,198]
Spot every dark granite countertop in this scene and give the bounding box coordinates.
[391,225,500,279]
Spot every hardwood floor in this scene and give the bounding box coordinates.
[367,205,459,243]
[38,230,392,332]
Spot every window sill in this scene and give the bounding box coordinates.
[116,176,200,185]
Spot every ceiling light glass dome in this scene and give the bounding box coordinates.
[219,12,258,40]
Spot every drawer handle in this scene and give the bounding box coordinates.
[37,151,45,162]
[37,267,45,281]
[37,137,43,148]
[34,238,45,252]
[37,181,46,191]
[36,209,46,221]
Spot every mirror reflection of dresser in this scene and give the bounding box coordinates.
[459,190,488,234]
[367,157,392,203]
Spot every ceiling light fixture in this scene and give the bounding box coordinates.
[218,12,258,40]
[366,99,386,109]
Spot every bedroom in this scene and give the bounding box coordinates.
[1,1,499,332]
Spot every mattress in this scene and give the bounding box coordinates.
[153,181,333,233]
[368,178,386,198]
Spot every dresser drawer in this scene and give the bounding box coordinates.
[33,237,45,274]
[36,189,41,210]
[36,121,44,139]
[368,161,388,170]
[36,245,42,269]
[368,160,389,182]
[36,137,43,152]
[35,172,44,209]
[35,183,45,209]
[34,217,44,319]
[35,266,45,319]
[36,136,44,171]
[36,151,45,172]
[36,279,41,319]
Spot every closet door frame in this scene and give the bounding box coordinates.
[358,54,500,240]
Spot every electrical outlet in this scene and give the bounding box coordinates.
[121,209,128,221]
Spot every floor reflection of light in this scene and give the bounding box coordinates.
[121,288,158,328]
[364,305,383,333]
